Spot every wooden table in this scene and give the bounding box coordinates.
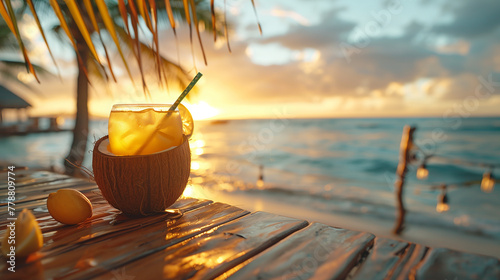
[1,170,499,279]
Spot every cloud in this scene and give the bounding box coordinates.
[260,8,355,50]
[117,1,500,118]
[185,1,500,117]
[30,0,499,118]
[269,8,312,26]
[432,0,500,38]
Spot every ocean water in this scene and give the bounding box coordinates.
[188,117,500,241]
[1,117,500,248]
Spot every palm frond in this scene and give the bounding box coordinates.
[0,68,37,92]
[1,0,40,82]
[95,0,135,85]
[210,0,216,41]
[164,0,177,34]
[126,0,149,95]
[114,25,190,91]
[0,59,54,93]
[189,0,207,65]
[64,0,101,65]
[223,0,231,52]
[86,56,111,92]
[0,23,17,50]
[26,0,59,73]
[1,0,262,93]
[147,0,163,85]
[117,0,131,36]
[83,0,117,82]
[0,59,54,76]
[250,0,262,35]
[49,0,90,82]
[0,2,16,38]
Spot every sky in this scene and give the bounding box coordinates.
[2,0,500,120]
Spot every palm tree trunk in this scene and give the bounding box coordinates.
[64,33,89,176]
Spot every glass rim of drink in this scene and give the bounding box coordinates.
[111,104,179,112]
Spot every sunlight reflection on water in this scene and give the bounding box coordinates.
[2,117,500,242]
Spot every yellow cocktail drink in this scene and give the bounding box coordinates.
[108,104,183,156]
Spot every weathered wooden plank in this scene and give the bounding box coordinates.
[0,188,102,229]
[386,243,428,280]
[416,248,500,280]
[4,170,497,280]
[41,198,213,255]
[0,169,56,181]
[0,170,69,189]
[0,201,246,280]
[0,165,28,173]
[1,177,94,196]
[351,237,409,280]
[0,192,108,238]
[95,211,309,280]
[1,196,210,239]
[0,178,97,207]
[220,222,374,280]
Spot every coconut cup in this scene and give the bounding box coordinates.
[92,135,190,216]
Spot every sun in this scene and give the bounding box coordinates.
[184,101,220,120]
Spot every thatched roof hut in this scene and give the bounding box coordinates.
[0,84,31,124]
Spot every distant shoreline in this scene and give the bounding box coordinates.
[84,115,500,122]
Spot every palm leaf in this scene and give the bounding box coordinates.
[95,0,135,86]
[0,67,40,92]
[63,0,101,65]
[83,0,99,32]
[0,59,53,76]
[181,0,192,26]
[0,23,16,50]
[163,0,181,67]
[128,0,149,96]
[49,0,90,82]
[83,0,117,82]
[86,56,112,96]
[142,0,154,33]
[250,0,262,35]
[2,0,262,92]
[0,59,54,93]
[26,0,59,74]
[1,0,39,82]
[181,0,197,70]
[115,25,190,90]
[0,2,14,32]
[117,0,131,36]
[164,0,176,34]
[224,0,231,52]
[147,0,163,85]
[189,0,207,65]
[64,0,111,82]
[135,0,153,32]
[210,0,216,42]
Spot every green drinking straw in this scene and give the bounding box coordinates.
[168,72,203,112]
[134,72,203,155]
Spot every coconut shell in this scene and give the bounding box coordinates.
[92,135,190,216]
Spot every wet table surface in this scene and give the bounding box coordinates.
[1,170,499,279]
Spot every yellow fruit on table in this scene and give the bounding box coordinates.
[1,209,43,258]
[47,189,93,225]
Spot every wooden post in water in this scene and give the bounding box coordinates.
[393,125,416,235]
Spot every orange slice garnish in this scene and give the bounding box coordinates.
[1,209,43,258]
[178,103,194,139]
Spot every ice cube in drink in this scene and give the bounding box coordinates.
[108,104,183,156]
